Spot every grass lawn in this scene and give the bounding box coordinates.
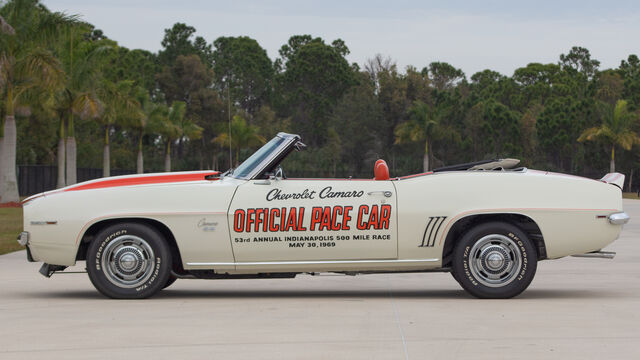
[0,207,23,255]
[623,192,640,199]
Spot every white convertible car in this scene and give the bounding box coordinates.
[18,133,629,299]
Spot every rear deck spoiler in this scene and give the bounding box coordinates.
[600,173,625,189]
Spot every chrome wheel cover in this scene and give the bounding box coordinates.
[468,234,522,288]
[101,235,155,289]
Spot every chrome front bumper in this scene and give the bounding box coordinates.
[17,232,35,262]
[17,231,29,246]
[609,212,630,225]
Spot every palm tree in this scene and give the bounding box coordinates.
[151,101,203,172]
[394,100,443,172]
[0,1,75,202]
[578,99,640,172]
[128,87,159,174]
[55,24,112,185]
[0,14,13,193]
[213,115,265,167]
[95,80,142,177]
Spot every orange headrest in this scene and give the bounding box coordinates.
[374,159,390,181]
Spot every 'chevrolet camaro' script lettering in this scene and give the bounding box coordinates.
[266,187,364,201]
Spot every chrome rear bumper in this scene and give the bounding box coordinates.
[608,212,630,225]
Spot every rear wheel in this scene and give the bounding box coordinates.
[87,223,172,299]
[452,222,537,298]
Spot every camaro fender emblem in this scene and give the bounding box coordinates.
[419,216,447,247]
[198,218,218,232]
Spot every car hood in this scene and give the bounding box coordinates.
[22,170,221,204]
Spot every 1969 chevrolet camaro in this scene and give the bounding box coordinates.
[18,132,629,299]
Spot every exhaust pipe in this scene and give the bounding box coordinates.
[572,251,616,259]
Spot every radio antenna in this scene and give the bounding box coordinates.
[227,84,232,168]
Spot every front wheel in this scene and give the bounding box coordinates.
[452,222,537,299]
[86,223,172,299]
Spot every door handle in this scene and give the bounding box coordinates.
[367,191,392,198]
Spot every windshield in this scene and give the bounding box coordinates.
[231,136,287,178]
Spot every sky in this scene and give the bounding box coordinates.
[42,0,640,77]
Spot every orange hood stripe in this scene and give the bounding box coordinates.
[64,171,220,192]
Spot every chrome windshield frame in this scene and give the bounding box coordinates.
[229,132,301,180]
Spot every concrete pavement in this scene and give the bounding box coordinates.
[1,200,639,359]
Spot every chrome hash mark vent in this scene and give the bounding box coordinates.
[419,216,447,247]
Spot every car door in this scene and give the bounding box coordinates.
[228,178,398,262]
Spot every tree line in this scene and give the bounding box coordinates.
[2,0,640,204]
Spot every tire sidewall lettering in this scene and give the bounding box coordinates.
[94,230,128,272]
[144,257,162,290]
[507,232,528,282]
[462,245,478,286]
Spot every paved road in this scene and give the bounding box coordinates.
[1,201,639,360]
